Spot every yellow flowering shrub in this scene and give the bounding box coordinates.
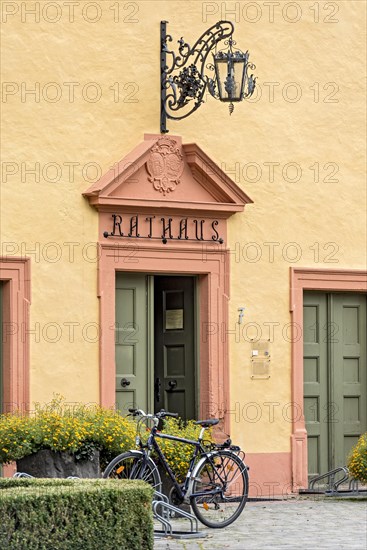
[0,414,34,463]
[347,432,367,483]
[89,407,136,465]
[0,395,214,477]
[0,395,136,467]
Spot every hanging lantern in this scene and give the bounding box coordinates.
[213,38,256,114]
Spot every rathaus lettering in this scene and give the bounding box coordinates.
[103,214,224,244]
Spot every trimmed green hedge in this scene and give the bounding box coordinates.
[0,478,153,550]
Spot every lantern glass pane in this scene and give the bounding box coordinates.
[232,59,245,100]
[214,58,228,100]
[214,56,246,102]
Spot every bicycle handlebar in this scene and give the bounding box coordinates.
[128,408,144,416]
[128,408,178,419]
[159,410,179,418]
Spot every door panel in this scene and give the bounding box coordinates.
[332,294,367,468]
[154,276,196,419]
[115,273,151,413]
[303,293,329,478]
[304,292,367,478]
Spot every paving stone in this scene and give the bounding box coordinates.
[154,499,367,550]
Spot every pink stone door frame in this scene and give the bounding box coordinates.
[98,242,231,431]
[0,257,31,412]
[0,257,31,477]
[290,268,367,490]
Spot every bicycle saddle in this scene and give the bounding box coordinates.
[194,419,219,427]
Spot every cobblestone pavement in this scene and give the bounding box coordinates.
[154,498,367,550]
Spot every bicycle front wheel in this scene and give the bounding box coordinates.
[190,450,248,528]
[102,450,162,492]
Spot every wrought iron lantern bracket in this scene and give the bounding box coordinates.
[160,20,256,133]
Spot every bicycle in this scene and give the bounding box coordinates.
[102,408,249,528]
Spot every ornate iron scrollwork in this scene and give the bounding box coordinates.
[160,21,256,133]
[161,20,235,133]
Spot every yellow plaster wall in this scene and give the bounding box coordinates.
[1,2,366,451]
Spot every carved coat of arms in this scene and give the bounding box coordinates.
[146,137,184,196]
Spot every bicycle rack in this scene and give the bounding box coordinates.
[312,467,349,493]
[299,466,367,496]
[13,473,81,480]
[348,478,361,494]
[152,490,207,539]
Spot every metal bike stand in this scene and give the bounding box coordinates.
[348,478,359,494]
[13,473,80,480]
[299,467,367,497]
[153,491,207,539]
[299,467,349,494]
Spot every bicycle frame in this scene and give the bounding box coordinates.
[142,425,238,502]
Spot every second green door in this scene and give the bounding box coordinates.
[304,292,367,479]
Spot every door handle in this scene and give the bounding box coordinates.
[168,380,177,391]
[154,377,161,402]
[121,378,131,388]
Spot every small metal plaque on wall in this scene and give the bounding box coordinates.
[251,340,271,379]
[251,358,271,379]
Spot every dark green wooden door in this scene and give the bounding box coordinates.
[304,292,367,479]
[154,276,196,420]
[115,273,153,414]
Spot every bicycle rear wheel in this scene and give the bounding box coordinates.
[190,450,248,528]
[103,450,162,492]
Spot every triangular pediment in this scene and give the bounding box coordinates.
[83,134,253,217]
